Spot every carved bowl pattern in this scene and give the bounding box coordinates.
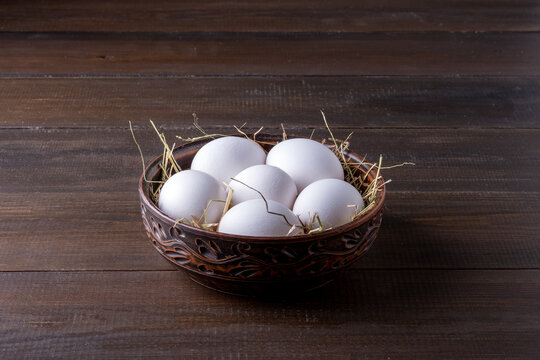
[139,134,385,297]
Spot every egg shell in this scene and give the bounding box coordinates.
[229,164,298,209]
[158,170,226,223]
[191,136,266,186]
[293,178,364,230]
[218,199,302,237]
[266,138,344,192]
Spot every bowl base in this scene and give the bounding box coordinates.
[187,271,342,298]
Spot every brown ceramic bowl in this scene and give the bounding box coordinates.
[139,134,385,297]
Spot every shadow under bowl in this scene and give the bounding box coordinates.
[138,134,385,297]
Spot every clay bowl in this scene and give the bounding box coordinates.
[139,134,385,297]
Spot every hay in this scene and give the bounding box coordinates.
[132,112,413,234]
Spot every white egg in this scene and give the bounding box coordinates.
[158,170,226,223]
[229,164,298,209]
[191,136,266,185]
[218,199,302,237]
[293,178,364,230]
[266,138,344,192]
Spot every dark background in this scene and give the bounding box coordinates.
[0,1,539,358]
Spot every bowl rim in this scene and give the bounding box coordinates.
[138,133,386,244]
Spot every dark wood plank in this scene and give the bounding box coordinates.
[2,128,538,194]
[0,128,538,271]
[0,270,538,358]
[370,191,540,270]
[1,32,539,76]
[2,77,539,129]
[1,0,539,32]
[1,191,538,271]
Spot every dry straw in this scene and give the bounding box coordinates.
[131,112,413,234]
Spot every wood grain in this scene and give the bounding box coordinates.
[1,77,539,129]
[2,128,537,194]
[2,1,540,357]
[1,191,538,271]
[1,128,538,271]
[1,0,539,32]
[1,32,539,76]
[1,270,538,358]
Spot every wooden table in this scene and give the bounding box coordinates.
[1,1,539,358]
